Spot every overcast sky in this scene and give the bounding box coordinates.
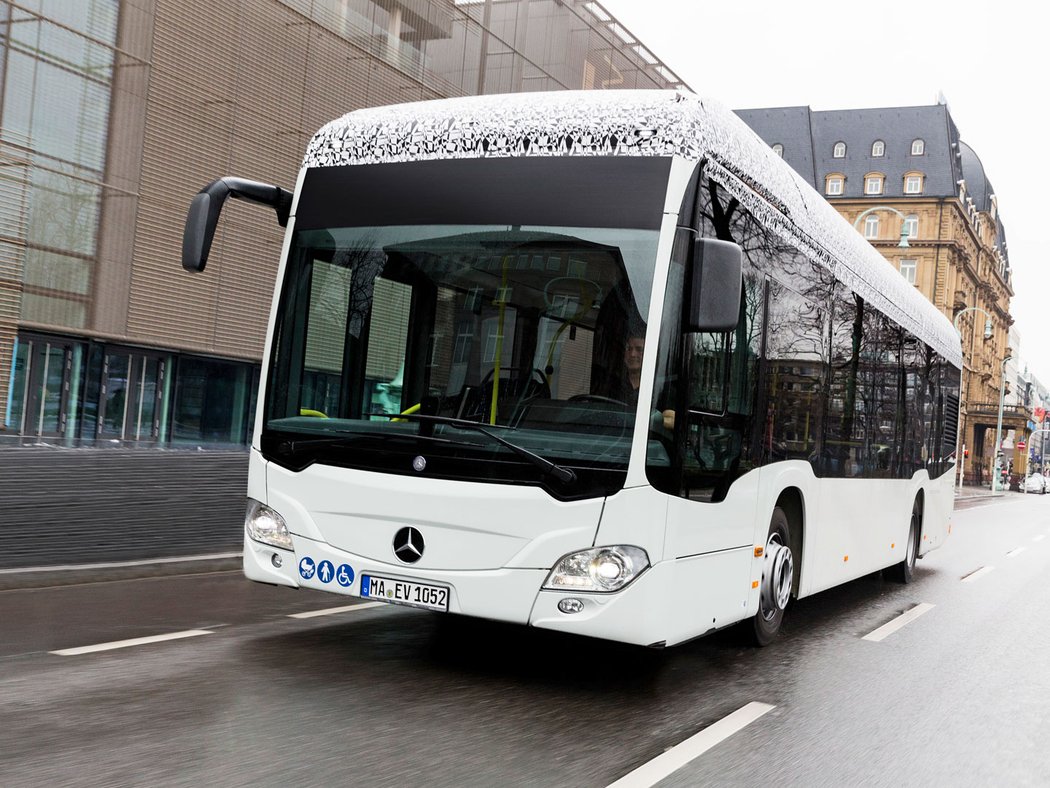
[600,0,1049,384]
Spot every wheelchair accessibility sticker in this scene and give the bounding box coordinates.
[336,564,355,587]
[298,557,316,580]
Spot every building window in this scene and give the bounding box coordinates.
[825,175,844,195]
[833,141,846,158]
[872,140,885,157]
[904,214,919,240]
[911,139,925,155]
[899,259,917,284]
[864,215,880,239]
[771,143,784,157]
[864,174,884,195]
[904,173,924,194]
[3,7,120,334]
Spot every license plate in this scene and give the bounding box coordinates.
[360,574,449,612]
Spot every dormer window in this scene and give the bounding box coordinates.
[772,143,784,157]
[833,142,846,158]
[911,139,925,155]
[904,172,924,194]
[825,174,844,195]
[872,140,885,157]
[864,173,884,195]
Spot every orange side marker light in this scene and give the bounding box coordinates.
[752,580,759,589]
[754,546,764,557]
[843,555,849,562]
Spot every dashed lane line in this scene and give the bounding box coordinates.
[1006,547,1027,558]
[1033,535,1046,543]
[50,629,213,656]
[961,566,996,583]
[862,603,935,642]
[605,702,775,788]
[287,602,387,619]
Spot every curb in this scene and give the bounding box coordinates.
[0,553,242,591]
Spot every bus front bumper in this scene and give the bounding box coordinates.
[244,532,672,646]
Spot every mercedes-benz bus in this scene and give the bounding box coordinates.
[182,90,961,647]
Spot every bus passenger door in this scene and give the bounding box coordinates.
[656,276,764,640]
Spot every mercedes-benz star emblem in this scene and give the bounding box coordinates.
[412,455,427,472]
[393,526,425,564]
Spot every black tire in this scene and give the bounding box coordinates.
[751,506,793,647]
[887,497,921,583]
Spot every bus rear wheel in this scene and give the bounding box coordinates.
[751,506,793,646]
[887,498,922,583]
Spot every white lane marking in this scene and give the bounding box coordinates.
[50,629,213,656]
[605,702,774,788]
[961,566,996,583]
[287,602,386,619]
[1006,547,1027,558]
[862,603,935,642]
[1033,535,1045,543]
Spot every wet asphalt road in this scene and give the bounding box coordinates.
[2,493,1049,787]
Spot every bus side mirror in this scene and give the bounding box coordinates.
[182,177,293,272]
[686,238,743,332]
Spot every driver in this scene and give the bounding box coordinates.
[609,334,675,430]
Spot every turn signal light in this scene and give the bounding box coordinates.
[754,546,764,557]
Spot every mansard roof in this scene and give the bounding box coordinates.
[731,106,815,185]
[737,104,965,197]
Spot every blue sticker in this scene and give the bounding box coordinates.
[317,560,335,584]
[336,563,355,587]
[298,557,316,580]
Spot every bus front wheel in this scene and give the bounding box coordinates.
[886,498,922,584]
[751,506,793,646]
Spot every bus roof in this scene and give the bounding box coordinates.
[303,91,961,367]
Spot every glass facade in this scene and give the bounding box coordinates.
[277,0,683,95]
[4,331,259,447]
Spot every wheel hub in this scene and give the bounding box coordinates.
[761,536,793,615]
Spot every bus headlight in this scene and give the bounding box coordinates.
[245,499,292,550]
[543,546,649,593]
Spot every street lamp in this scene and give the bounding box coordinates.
[992,355,1012,494]
[952,306,994,341]
[852,205,912,248]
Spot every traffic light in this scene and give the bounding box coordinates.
[964,448,969,458]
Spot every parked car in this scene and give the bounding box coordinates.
[1024,473,1047,494]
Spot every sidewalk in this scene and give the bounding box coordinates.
[0,553,242,592]
[955,484,1016,502]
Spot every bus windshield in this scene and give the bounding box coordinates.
[263,223,661,497]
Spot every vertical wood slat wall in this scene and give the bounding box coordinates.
[0,140,29,423]
[124,0,442,364]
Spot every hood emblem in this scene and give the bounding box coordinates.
[393,526,425,564]
[412,456,427,472]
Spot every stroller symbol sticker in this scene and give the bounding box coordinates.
[336,564,355,587]
[298,557,316,579]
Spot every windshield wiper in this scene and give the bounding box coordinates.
[370,413,577,484]
[273,431,453,454]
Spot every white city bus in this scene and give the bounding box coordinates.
[183,91,961,647]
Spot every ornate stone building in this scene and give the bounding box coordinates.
[737,103,1017,485]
